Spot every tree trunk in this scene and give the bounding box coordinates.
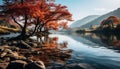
[20,14,27,37]
[24,18,40,39]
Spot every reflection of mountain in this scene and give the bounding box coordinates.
[70,15,99,28]
[81,8,120,28]
[69,33,120,52]
[67,33,106,47]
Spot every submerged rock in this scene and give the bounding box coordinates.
[78,63,94,69]
[65,64,85,69]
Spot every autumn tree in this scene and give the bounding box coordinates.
[100,16,120,30]
[33,3,72,37]
[0,0,72,40]
[0,0,48,40]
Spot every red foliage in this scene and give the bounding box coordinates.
[101,16,120,26]
[1,0,73,34]
[43,4,72,30]
[6,0,49,19]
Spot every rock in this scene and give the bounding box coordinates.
[0,63,9,69]
[78,63,94,69]
[24,58,33,63]
[7,42,12,46]
[0,48,26,61]
[17,40,31,49]
[32,43,37,47]
[27,42,33,46]
[10,46,20,51]
[4,49,13,54]
[25,61,46,69]
[33,51,44,55]
[46,63,63,69]
[6,60,27,69]
[0,59,4,63]
[1,49,22,60]
[4,49,19,57]
[0,47,4,52]
[0,48,6,57]
[28,39,34,42]
[0,38,7,45]
[2,57,10,62]
[9,51,19,57]
[12,41,17,45]
[33,43,38,47]
[28,42,37,47]
[65,64,84,69]
[0,52,7,58]
[47,63,88,69]
[8,41,18,46]
[10,55,26,61]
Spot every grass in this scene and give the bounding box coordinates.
[0,26,21,34]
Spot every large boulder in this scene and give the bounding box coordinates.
[6,60,27,69]
[0,63,9,69]
[25,61,46,69]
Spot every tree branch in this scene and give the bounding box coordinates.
[11,16,23,29]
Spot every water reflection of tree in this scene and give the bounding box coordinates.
[79,33,120,52]
[100,33,120,50]
[19,34,72,67]
[0,34,72,68]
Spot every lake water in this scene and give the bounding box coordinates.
[49,33,120,69]
[1,33,120,69]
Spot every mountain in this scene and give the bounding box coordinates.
[81,8,120,28]
[70,15,99,28]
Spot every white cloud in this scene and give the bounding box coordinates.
[109,0,120,7]
[113,0,120,4]
[93,8,107,12]
[92,0,120,15]
[101,0,120,7]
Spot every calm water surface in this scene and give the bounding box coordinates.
[1,33,120,69]
[49,33,120,69]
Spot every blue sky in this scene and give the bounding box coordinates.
[0,0,2,4]
[0,0,120,22]
[56,0,120,21]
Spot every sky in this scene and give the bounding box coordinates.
[55,0,120,22]
[0,0,120,22]
[0,0,2,4]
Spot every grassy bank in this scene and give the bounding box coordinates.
[0,26,21,34]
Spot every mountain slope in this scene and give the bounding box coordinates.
[81,8,120,28]
[70,15,99,28]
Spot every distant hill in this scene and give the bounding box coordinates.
[70,15,99,28]
[81,8,120,28]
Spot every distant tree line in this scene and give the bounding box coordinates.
[99,16,120,33]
